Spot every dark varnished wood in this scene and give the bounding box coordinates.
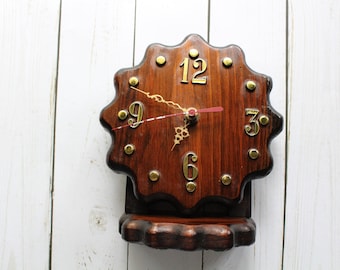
[119,214,255,251]
[124,176,252,217]
[100,34,283,250]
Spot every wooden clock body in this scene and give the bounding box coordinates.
[100,34,283,250]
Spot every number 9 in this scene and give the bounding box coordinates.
[128,101,144,128]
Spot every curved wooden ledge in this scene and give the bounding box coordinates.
[119,214,256,251]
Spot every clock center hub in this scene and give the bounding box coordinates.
[185,107,199,125]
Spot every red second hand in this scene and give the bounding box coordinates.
[197,106,224,113]
[112,106,223,131]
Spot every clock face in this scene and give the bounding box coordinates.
[100,34,282,209]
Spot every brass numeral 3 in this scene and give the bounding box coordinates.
[244,108,260,136]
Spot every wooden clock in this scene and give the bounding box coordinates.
[100,34,283,251]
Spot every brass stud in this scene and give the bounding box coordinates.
[221,174,232,186]
[259,115,270,126]
[189,48,199,58]
[149,170,160,182]
[124,144,135,155]
[117,110,128,120]
[186,182,196,193]
[222,57,233,67]
[156,55,166,66]
[248,148,260,160]
[128,76,139,87]
[246,80,257,91]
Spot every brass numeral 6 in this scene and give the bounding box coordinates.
[182,152,198,181]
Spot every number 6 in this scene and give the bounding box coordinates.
[182,152,198,181]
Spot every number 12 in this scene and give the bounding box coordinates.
[180,57,207,85]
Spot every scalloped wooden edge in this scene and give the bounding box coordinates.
[119,214,256,251]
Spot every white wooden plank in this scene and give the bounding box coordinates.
[204,0,287,269]
[0,0,60,269]
[283,0,340,269]
[128,0,208,269]
[51,0,135,269]
[134,0,209,65]
[129,247,202,270]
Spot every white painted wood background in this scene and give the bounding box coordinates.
[0,0,339,269]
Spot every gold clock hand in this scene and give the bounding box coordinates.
[171,120,190,151]
[130,86,186,112]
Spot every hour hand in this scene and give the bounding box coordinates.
[171,121,190,151]
[112,107,223,131]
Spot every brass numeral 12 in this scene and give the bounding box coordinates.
[180,58,207,85]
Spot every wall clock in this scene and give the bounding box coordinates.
[100,34,283,250]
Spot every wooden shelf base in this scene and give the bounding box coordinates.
[119,214,256,251]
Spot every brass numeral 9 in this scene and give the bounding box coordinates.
[128,101,144,128]
[182,152,198,181]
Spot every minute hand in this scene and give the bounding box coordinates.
[112,106,224,131]
[130,86,186,112]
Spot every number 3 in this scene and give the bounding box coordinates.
[244,109,260,136]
